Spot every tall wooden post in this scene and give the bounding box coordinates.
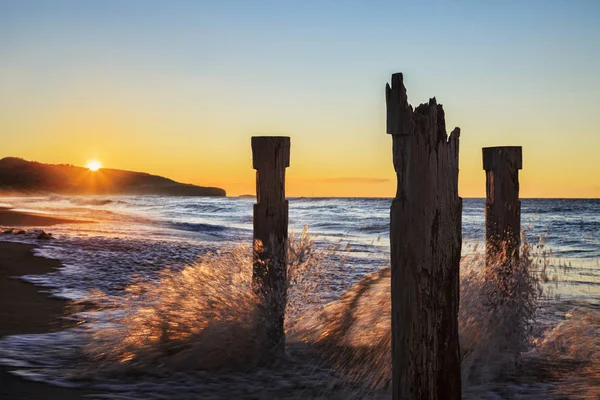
[251,136,290,363]
[482,147,522,265]
[386,73,462,400]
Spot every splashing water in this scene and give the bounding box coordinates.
[524,305,600,399]
[56,228,372,398]
[55,230,588,399]
[1,224,598,398]
[82,245,261,372]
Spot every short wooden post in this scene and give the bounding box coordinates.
[482,147,522,265]
[386,73,462,400]
[251,136,290,363]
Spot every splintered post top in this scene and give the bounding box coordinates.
[385,72,415,136]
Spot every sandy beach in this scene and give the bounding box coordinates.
[0,208,92,399]
[0,207,85,227]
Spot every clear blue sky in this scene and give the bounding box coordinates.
[1,0,599,196]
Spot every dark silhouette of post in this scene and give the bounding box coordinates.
[482,147,522,265]
[251,136,290,363]
[386,73,462,400]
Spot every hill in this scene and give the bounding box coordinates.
[0,158,226,197]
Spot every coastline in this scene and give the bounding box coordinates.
[0,241,92,398]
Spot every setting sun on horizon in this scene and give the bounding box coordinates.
[86,159,102,172]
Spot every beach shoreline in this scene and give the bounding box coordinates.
[0,241,92,399]
[0,206,87,227]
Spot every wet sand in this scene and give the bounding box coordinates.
[0,242,92,399]
[0,207,85,227]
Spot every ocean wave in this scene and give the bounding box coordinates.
[357,224,388,234]
[3,236,595,399]
[69,198,129,206]
[167,221,229,236]
[178,203,235,213]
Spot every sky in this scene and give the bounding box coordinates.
[1,0,599,197]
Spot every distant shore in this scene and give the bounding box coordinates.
[0,157,227,197]
[0,241,92,398]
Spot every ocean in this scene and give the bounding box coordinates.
[0,195,598,398]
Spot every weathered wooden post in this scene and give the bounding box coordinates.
[251,136,290,363]
[386,73,462,399]
[482,147,522,265]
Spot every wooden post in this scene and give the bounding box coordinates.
[251,136,290,363]
[386,73,462,400]
[482,146,522,265]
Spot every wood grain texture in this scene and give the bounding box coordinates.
[482,146,522,264]
[251,136,290,363]
[386,73,462,400]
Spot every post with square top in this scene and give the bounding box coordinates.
[482,146,523,265]
[251,136,290,363]
[386,73,462,399]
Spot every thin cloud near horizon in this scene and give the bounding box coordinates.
[316,177,391,184]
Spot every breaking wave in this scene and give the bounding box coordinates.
[40,232,594,398]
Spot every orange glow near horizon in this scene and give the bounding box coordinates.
[7,125,597,199]
[3,77,596,199]
[3,114,598,199]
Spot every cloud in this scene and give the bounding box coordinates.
[318,177,391,184]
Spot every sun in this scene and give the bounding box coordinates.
[86,159,102,171]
